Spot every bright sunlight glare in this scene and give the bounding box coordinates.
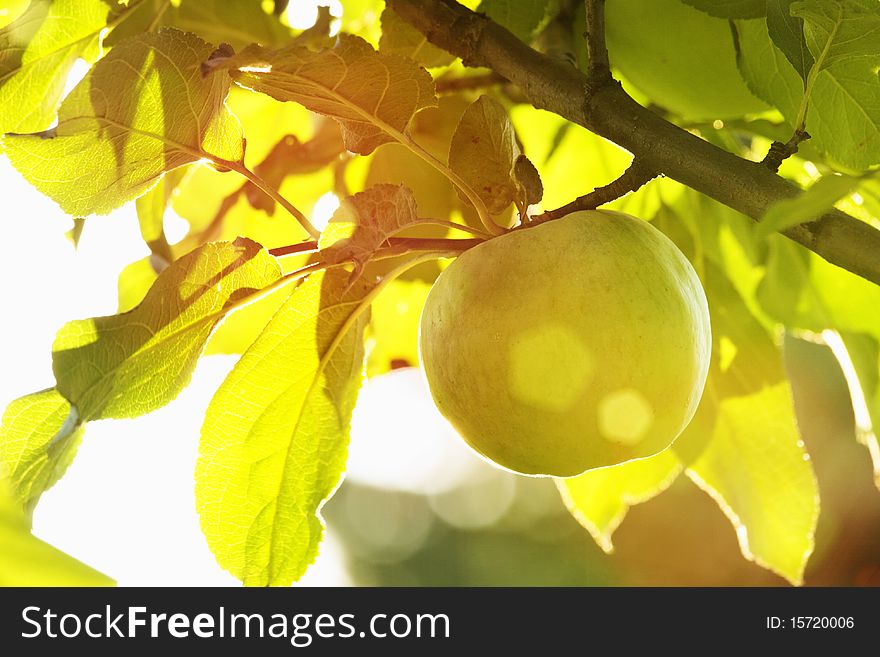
[311,191,341,231]
[285,0,343,33]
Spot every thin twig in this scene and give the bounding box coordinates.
[584,0,611,87]
[762,129,811,173]
[530,161,657,223]
[268,236,483,259]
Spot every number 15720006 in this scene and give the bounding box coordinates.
[766,616,854,630]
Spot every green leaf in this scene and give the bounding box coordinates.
[203,33,436,155]
[477,0,548,42]
[0,389,82,512]
[758,237,880,338]
[823,331,880,488]
[449,95,520,215]
[736,17,880,169]
[686,382,820,585]
[557,450,682,552]
[757,173,860,238]
[792,0,880,70]
[5,28,244,216]
[320,183,421,265]
[379,5,454,68]
[196,268,372,586]
[651,202,818,583]
[683,0,767,18]
[0,479,113,586]
[767,0,814,81]
[736,19,804,120]
[0,0,120,132]
[52,238,280,421]
[165,0,293,49]
[757,239,880,485]
[135,167,188,269]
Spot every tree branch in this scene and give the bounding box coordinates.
[532,160,656,222]
[386,0,880,287]
[584,0,611,87]
[762,129,811,173]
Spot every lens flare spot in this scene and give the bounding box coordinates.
[598,389,654,445]
[508,324,592,412]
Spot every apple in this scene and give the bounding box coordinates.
[419,210,711,477]
[605,0,767,121]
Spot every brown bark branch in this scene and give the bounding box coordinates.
[532,161,657,223]
[762,129,811,173]
[386,0,880,287]
[584,0,611,87]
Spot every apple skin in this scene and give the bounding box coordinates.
[419,210,711,477]
[605,0,767,121]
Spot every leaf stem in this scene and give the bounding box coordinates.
[404,140,506,236]
[793,12,838,135]
[227,161,320,239]
[401,218,492,238]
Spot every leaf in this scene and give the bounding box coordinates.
[0,389,82,512]
[823,331,880,488]
[477,0,548,42]
[164,0,293,50]
[135,167,188,269]
[736,17,880,168]
[5,28,244,216]
[0,0,121,133]
[686,382,820,585]
[652,202,818,583]
[449,95,520,215]
[52,238,280,421]
[557,450,682,552]
[319,183,421,265]
[203,33,436,155]
[757,173,860,238]
[736,19,805,121]
[513,154,543,206]
[757,239,880,484]
[792,0,880,70]
[379,5,454,68]
[683,0,767,18]
[767,0,815,81]
[196,268,371,586]
[66,216,86,248]
[0,479,114,586]
[758,237,880,338]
